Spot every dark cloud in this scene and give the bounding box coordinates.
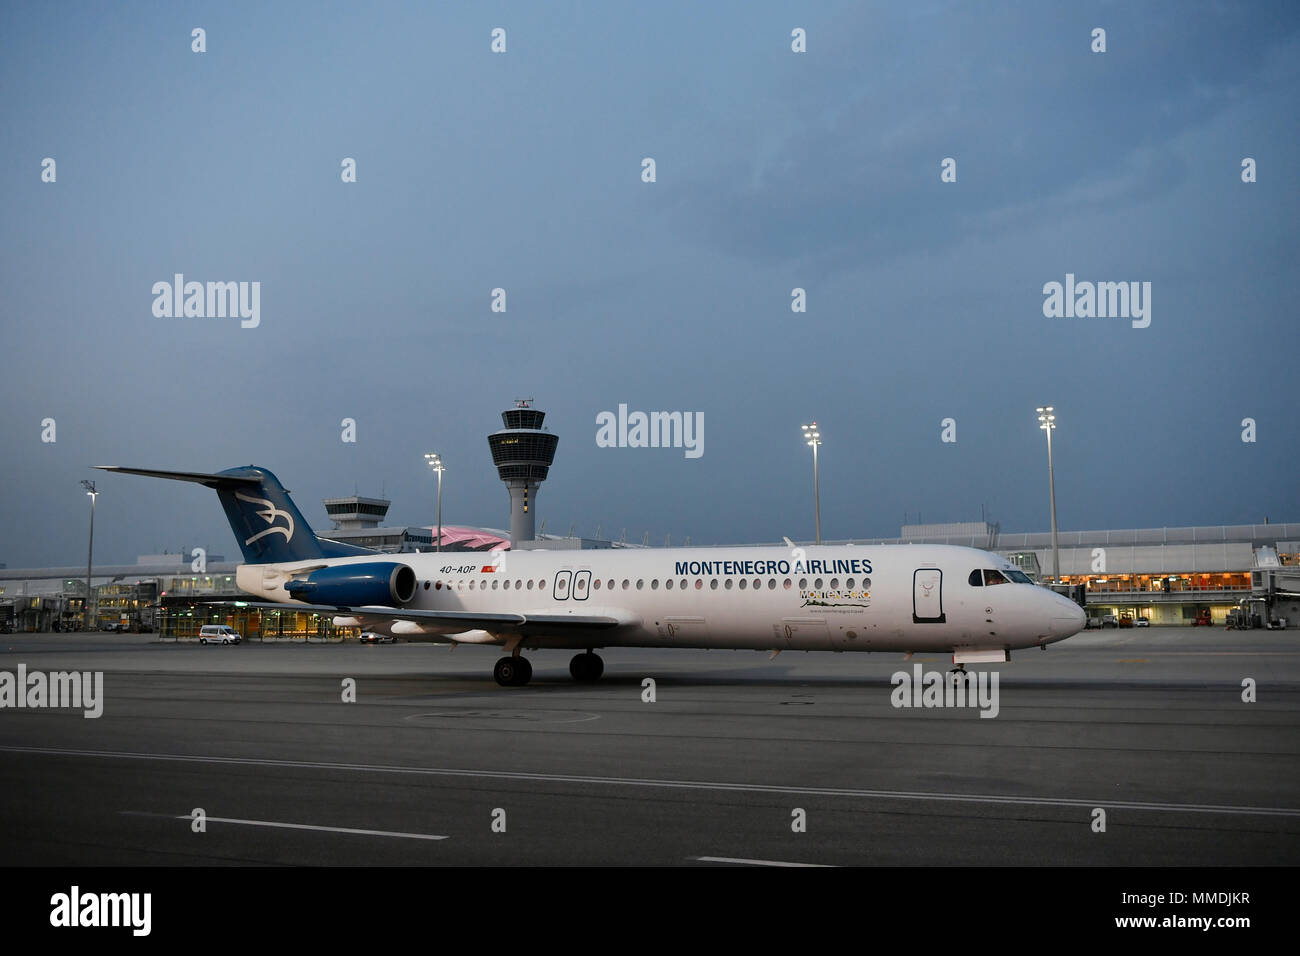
[1,1,1296,568]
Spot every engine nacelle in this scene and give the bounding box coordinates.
[285,562,416,607]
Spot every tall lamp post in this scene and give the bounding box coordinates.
[424,453,444,552]
[801,422,822,546]
[80,480,99,630]
[1036,406,1061,586]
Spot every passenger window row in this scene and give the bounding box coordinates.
[427,579,549,591]
[419,576,872,593]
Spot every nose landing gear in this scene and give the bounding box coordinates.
[569,651,604,683]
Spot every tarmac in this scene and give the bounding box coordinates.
[1,627,1296,865]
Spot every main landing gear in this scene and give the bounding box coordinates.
[569,651,604,683]
[494,655,533,687]
[493,650,606,686]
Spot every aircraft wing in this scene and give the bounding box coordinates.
[205,600,625,634]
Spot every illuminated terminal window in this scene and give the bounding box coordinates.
[1073,572,1251,593]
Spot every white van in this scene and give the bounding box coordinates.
[199,625,242,645]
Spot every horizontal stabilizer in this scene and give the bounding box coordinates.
[95,466,263,489]
[96,464,337,563]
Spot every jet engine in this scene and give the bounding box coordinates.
[285,562,417,607]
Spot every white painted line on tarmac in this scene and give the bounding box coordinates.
[693,856,834,867]
[118,810,448,840]
[5,745,1297,819]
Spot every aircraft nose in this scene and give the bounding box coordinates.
[1051,603,1086,636]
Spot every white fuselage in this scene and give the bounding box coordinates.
[237,544,1087,657]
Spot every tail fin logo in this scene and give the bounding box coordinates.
[235,490,295,545]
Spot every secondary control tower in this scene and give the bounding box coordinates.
[487,399,559,546]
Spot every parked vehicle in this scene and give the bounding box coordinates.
[1100,614,1118,628]
[1191,609,1212,627]
[1134,617,1150,627]
[359,631,396,644]
[198,625,242,645]
[1118,614,1134,628]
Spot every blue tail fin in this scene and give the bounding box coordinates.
[210,466,320,563]
[95,464,366,564]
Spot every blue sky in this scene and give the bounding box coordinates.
[2,1,1297,567]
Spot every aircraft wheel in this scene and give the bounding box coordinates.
[494,656,532,687]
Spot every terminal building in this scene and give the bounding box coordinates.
[0,553,239,633]
[847,520,1300,626]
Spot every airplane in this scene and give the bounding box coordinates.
[96,464,1087,686]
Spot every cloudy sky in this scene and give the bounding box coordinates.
[2,1,1297,568]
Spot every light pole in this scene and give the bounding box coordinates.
[80,480,99,630]
[801,422,822,545]
[1036,407,1060,585]
[424,453,444,552]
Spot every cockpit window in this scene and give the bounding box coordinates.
[1004,569,1033,584]
[983,569,1009,586]
[968,570,983,587]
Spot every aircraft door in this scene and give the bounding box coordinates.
[552,570,572,601]
[913,568,946,623]
[573,570,591,600]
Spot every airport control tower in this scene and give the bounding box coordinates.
[488,399,559,546]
